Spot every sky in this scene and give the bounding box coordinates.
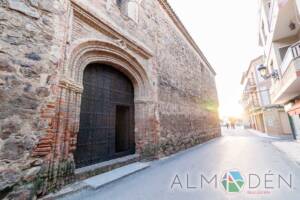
[168,0,263,118]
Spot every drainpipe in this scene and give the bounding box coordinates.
[288,115,297,140]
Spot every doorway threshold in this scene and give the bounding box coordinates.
[83,162,150,189]
[75,154,140,181]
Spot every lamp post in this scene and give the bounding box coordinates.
[257,64,280,80]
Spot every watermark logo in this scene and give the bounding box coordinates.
[221,171,244,193]
[170,169,293,196]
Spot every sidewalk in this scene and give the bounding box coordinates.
[55,129,300,200]
[272,141,300,166]
[222,127,290,139]
[246,129,300,166]
[246,128,293,140]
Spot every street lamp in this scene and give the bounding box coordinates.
[257,64,280,80]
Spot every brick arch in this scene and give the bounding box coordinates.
[66,39,151,99]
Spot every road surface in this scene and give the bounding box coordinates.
[60,128,300,200]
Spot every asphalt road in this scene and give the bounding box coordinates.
[60,128,300,200]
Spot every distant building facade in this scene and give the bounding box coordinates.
[0,0,220,199]
[258,0,300,140]
[241,56,292,136]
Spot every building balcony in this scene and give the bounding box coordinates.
[269,0,300,41]
[241,91,260,110]
[270,41,300,104]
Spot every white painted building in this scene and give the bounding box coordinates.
[258,0,300,140]
[241,56,292,136]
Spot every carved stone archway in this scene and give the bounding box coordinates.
[65,40,151,99]
[55,39,158,170]
[32,39,159,195]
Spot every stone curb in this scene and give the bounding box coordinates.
[40,162,150,200]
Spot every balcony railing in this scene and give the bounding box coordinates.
[270,41,300,103]
[241,90,260,109]
[280,41,300,75]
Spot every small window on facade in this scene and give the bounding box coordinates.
[127,0,139,23]
[116,0,123,8]
[116,0,140,23]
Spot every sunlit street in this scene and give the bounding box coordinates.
[1,0,300,199]
[58,128,300,200]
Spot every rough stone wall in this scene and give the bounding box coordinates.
[154,7,220,156]
[77,0,221,156]
[0,0,220,199]
[69,0,161,158]
[0,0,70,199]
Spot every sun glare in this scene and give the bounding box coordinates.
[219,103,244,119]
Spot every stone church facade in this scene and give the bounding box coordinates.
[0,0,220,199]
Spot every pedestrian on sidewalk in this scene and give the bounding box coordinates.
[230,122,236,129]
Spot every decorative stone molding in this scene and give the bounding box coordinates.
[135,98,157,104]
[114,38,127,49]
[65,39,152,100]
[55,37,159,186]
[59,78,83,93]
[71,0,153,59]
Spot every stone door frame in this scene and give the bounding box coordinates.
[32,39,159,194]
[61,39,157,167]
